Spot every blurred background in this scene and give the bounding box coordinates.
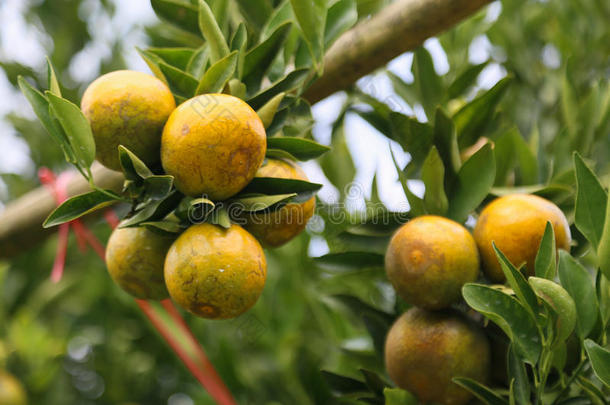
[0,0,609,404]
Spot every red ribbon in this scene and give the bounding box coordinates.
[38,167,236,405]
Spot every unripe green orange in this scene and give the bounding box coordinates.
[81,70,175,170]
[105,226,174,300]
[160,94,266,200]
[385,308,491,405]
[242,159,315,247]
[164,223,267,319]
[473,194,571,282]
[385,215,480,309]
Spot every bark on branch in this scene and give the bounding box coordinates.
[0,0,491,258]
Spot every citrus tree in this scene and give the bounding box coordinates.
[0,0,609,404]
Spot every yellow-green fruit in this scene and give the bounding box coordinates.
[385,215,480,310]
[473,194,571,282]
[161,94,266,200]
[164,223,267,319]
[0,371,27,405]
[385,308,491,405]
[242,159,315,247]
[105,226,175,300]
[81,70,175,171]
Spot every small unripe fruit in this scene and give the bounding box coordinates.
[385,215,480,309]
[385,308,491,405]
[164,223,267,319]
[81,70,175,171]
[161,94,266,200]
[105,226,174,300]
[473,194,571,282]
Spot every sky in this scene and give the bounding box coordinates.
[0,0,505,215]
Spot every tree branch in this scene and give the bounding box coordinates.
[0,0,491,258]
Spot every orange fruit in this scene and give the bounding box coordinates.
[164,223,267,319]
[0,370,27,405]
[473,194,571,282]
[385,215,480,309]
[241,159,315,247]
[105,226,174,300]
[160,94,266,200]
[81,70,175,170]
[385,308,491,405]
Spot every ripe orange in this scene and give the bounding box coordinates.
[473,194,571,281]
[160,94,266,200]
[164,223,267,319]
[81,70,175,170]
[241,159,315,247]
[105,226,174,300]
[385,215,480,309]
[385,308,491,405]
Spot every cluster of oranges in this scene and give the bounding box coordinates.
[383,194,571,404]
[81,70,314,319]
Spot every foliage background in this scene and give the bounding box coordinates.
[0,0,609,404]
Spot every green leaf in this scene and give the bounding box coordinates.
[247,68,309,110]
[266,136,330,160]
[507,345,530,405]
[413,47,443,118]
[324,0,357,47]
[320,119,355,199]
[46,57,61,96]
[321,370,368,395]
[388,112,434,168]
[257,93,286,128]
[231,193,297,212]
[183,197,215,223]
[43,190,120,228]
[261,1,293,41]
[195,50,237,94]
[235,0,273,32]
[493,243,541,318]
[583,340,610,387]
[447,61,488,100]
[121,191,182,228]
[332,294,394,323]
[558,251,599,339]
[151,0,200,34]
[290,0,327,70]
[561,62,579,138]
[510,127,538,185]
[186,45,210,78]
[230,23,247,78]
[529,277,576,345]
[142,221,184,234]
[574,152,607,249]
[198,0,230,62]
[454,77,512,148]
[209,205,231,228]
[136,48,169,85]
[359,369,388,395]
[147,47,195,71]
[452,377,508,405]
[387,71,419,107]
[158,62,199,98]
[118,145,154,181]
[447,143,496,223]
[313,252,384,271]
[597,184,610,280]
[383,387,417,405]
[462,283,541,364]
[576,375,607,405]
[421,146,448,215]
[535,222,557,279]
[362,312,391,356]
[390,147,425,217]
[242,22,292,88]
[241,177,322,197]
[433,107,461,175]
[143,175,174,200]
[18,77,75,163]
[46,92,96,170]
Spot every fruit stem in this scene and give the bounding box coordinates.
[550,357,586,405]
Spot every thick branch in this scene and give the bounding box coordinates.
[0,0,491,258]
[304,0,492,103]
